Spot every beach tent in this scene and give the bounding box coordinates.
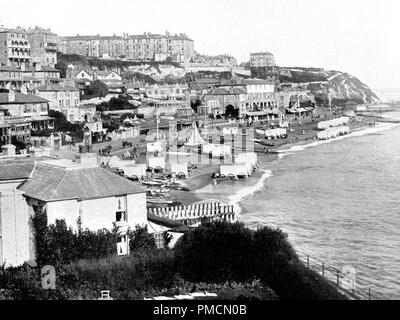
[185,122,206,147]
[148,156,166,171]
[220,163,249,179]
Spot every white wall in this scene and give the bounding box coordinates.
[80,197,117,230]
[46,193,148,231]
[127,193,147,227]
[0,182,31,267]
[46,200,80,229]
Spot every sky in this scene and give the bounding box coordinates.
[1,0,399,89]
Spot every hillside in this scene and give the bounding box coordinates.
[255,66,380,104]
[56,53,380,104]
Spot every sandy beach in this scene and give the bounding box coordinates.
[171,115,396,213]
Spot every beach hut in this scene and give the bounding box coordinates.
[123,163,147,179]
[235,152,258,172]
[167,162,189,178]
[148,156,166,172]
[263,128,287,139]
[220,163,249,179]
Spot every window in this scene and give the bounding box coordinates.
[116,211,126,222]
[154,232,165,249]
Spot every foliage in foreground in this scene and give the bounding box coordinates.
[1,221,345,300]
[32,214,156,268]
[174,221,347,300]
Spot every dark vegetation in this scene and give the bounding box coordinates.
[96,94,137,112]
[48,110,84,140]
[0,220,346,300]
[81,80,109,100]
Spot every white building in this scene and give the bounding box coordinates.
[0,155,150,267]
[36,83,80,110]
[250,51,275,68]
[92,70,122,81]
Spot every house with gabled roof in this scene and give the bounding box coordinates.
[0,154,150,266]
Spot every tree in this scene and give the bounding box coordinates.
[173,221,347,300]
[225,104,239,119]
[48,110,84,140]
[127,225,156,254]
[83,80,109,99]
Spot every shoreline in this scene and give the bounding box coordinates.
[186,120,400,220]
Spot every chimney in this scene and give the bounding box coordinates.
[8,89,15,102]
[35,62,41,71]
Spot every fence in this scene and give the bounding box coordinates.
[296,251,389,300]
[147,201,236,226]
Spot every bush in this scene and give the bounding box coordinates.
[174,221,256,283]
[174,221,347,300]
[83,80,109,100]
[48,110,84,140]
[32,216,119,267]
[127,225,157,254]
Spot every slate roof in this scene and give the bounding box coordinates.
[18,162,146,202]
[0,93,49,104]
[36,84,78,92]
[0,66,21,72]
[24,66,60,73]
[0,162,35,181]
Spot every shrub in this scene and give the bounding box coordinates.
[82,80,108,100]
[127,225,157,254]
[174,221,256,283]
[31,216,119,267]
[174,221,347,300]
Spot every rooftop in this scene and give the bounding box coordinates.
[251,51,274,56]
[36,84,78,92]
[0,92,49,104]
[0,66,21,72]
[24,66,61,73]
[18,161,147,202]
[0,162,35,181]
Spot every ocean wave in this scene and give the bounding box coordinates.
[227,169,272,217]
[277,122,400,155]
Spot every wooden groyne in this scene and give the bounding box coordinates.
[147,201,236,226]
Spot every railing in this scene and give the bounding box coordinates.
[296,250,389,300]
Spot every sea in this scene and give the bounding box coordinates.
[196,114,400,299]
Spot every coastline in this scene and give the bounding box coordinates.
[185,120,400,220]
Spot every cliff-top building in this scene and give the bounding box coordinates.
[59,31,195,64]
[26,26,58,67]
[0,27,31,68]
[250,51,275,68]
